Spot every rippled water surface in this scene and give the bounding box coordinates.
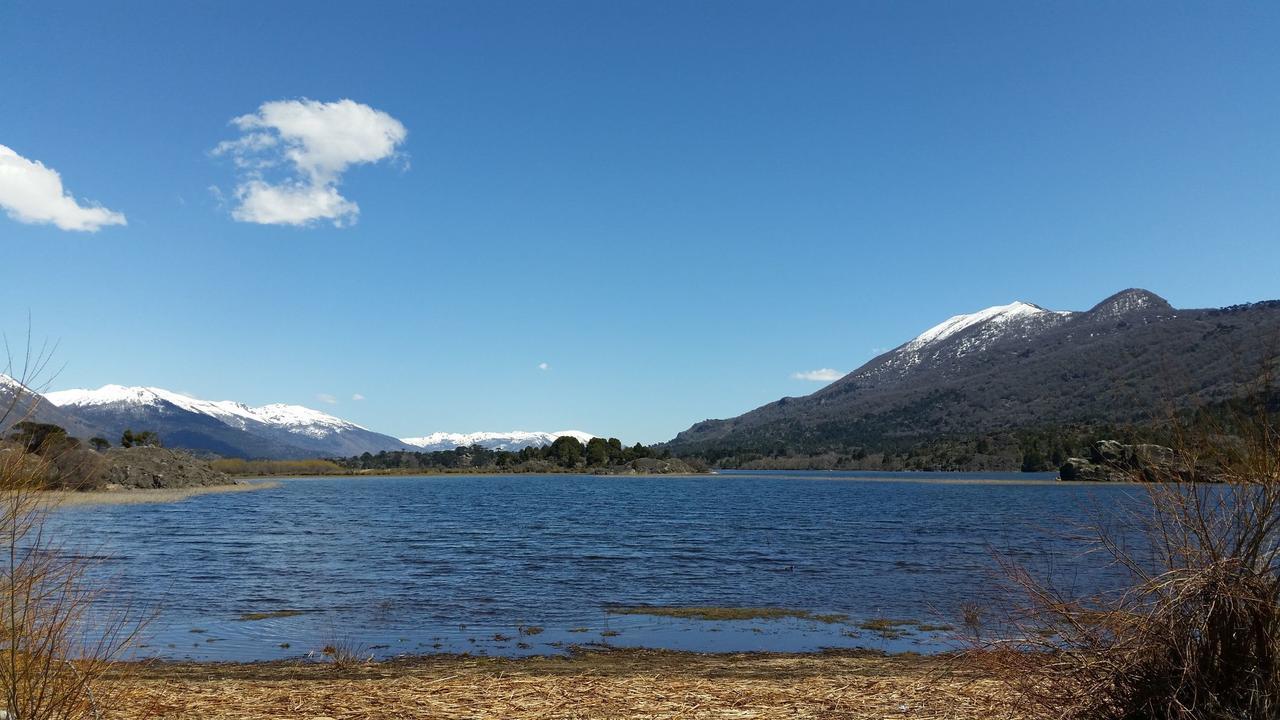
[49,471,1140,660]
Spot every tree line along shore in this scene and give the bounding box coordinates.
[0,424,705,491]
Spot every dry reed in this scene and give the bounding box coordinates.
[113,650,1016,719]
[975,360,1280,719]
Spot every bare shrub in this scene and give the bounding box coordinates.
[0,335,145,718]
[320,636,371,671]
[977,369,1280,719]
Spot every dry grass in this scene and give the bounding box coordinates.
[210,458,348,477]
[112,649,1017,719]
[50,480,280,507]
[1,342,149,720]
[976,363,1280,719]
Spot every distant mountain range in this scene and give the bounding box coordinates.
[401,431,595,452]
[666,289,1280,462]
[8,287,1277,467]
[0,380,594,460]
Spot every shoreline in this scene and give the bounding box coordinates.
[49,480,281,507]
[230,470,1092,487]
[112,647,1013,719]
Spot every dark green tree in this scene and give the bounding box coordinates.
[120,429,161,448]
[549,436,583,466]
[7,422,70,454]
[585,437,610,466]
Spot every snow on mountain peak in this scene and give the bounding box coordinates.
[904,301,1048,350]
[400,430,595,452]
[45,384,364,438]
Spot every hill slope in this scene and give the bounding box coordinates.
[0,374,102,440]
[667,289,1280,464]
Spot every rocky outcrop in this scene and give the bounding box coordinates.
[1059,440,1196,482]
[595,457,702,475]
[98,447,233,489]
[1059,456,1113,482]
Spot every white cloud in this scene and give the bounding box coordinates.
[351,393,365,401]
[232,180,358,226]
[0,145,126,232]
[213,98,407,227]
[537,362,550,371]
[792,368,845,382]
[315,393,338,404]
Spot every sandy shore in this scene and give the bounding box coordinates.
[49,480,281,507]
[112,649,1013,719]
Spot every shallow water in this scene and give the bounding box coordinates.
[49,471,1141,660]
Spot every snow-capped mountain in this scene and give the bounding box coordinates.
[9,378,601,461]
[866,300,1076,380]
[667,288,1280,458]
[400,430,595,452]
[44,385,411,459]
[0,373,101,439]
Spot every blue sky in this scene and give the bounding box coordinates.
[1,2,1278,443]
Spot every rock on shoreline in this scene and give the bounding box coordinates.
[98,447,233,490]
[1059,440,1192,482]
[595,457,703,475]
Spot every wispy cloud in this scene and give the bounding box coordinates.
[315,393,338,404]
[537,362,550,371]
[212,98,407,227]
[0,145,126,232]
[351,393,365,401]
[791,368,845,382]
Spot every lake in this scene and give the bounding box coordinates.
[50,470,1142,661]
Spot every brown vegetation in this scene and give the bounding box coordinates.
[0,414,144,717]
[607,605,848,624]
[976,366,1280,718]
[112,649,1014,719]
[210,458,349,477]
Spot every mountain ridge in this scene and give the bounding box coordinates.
[42,383,409,459]
[666,289,1280,467]
[7,379,598,460]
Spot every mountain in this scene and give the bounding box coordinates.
[667,289,1280,463]
[43,385,413,459]
[0,373,101,440]
[400,430,595,452]
[9,378,599,461]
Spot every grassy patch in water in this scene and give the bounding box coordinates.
[607,606,848,624]
[857,618,917,632]
[235,610,306,622]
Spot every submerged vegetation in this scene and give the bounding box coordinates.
[236,610,306,622]
[606,606,848,624]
